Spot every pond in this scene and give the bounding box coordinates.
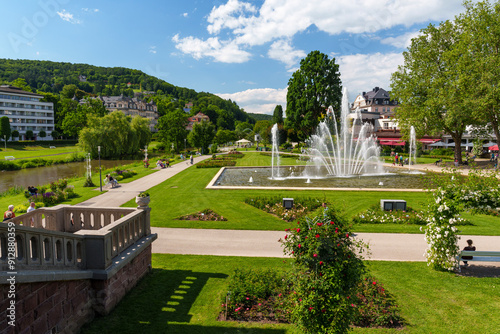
[0,160,138,193]
[212,166,430,190]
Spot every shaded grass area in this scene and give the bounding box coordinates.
[81,254,500,334]
[122,166,500,235]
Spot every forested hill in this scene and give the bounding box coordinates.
[0,58,253,124]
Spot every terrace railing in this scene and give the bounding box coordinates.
[0,204,152,272]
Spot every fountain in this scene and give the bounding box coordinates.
[301,87,383,178]
[249,177,253,183]
[404,125,424,174]
[209,88,427,190]
[270,123,281,179]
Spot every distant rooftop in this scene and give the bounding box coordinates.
[0,85,43,97]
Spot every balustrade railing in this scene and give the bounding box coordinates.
[0,205,151,271]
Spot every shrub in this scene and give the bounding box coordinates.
[0,160,21,171]
[281,207,366,334]
[13,204,28,213]
[352,277,403,328]
[197,160,237,168]
[245,196,327,222]
[222,268,293,323]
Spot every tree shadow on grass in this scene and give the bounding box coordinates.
[457,264,500,278]
[83,269,287,334]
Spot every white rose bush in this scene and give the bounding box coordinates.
[423,168,500,271]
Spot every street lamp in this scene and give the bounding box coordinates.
[98,146,102,192]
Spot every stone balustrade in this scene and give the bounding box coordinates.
[0,204,152,273]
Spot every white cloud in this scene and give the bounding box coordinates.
[173,0,467,65]
[57,10,81,24]
[268,39,306,68]
[172,34,251,63]
[182,12,189,18]
[381,31,421,49]
[82,8,99,13]
[337,52,404,99]
[216,87,287,114]
[149,46,157,54]
[207,0,257,34]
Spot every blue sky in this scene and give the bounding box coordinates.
[0,0,473,115]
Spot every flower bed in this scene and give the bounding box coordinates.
[23,178,77,207]
[352,203,471,226]
[196,160,237,168]
[245,196,327,222]
[176,209,227,221]
[220,269,403,328]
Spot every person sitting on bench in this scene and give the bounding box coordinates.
[434,158,442,166]
[462,239,476,267]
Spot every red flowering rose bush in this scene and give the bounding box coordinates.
[352,277,403,327]
[221,268,293,322]
[281,207,367,334]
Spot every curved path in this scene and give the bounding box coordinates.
[78,158,500,263]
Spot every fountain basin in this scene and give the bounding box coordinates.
[208,166,428,191]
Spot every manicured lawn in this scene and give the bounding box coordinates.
[81,254,500,334]
[0,144,81,160]
[122,164,500,235]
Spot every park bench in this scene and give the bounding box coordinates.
[4,156,15,160]
[49,146,56,148]
[456,250,500,272]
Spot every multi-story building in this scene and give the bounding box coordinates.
[98,94,158,132]
[0,85,55,140]
[351,87,399,131]
[350,87,440,149]
[186,112,209,131]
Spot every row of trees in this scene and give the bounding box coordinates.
[391,0,500,163]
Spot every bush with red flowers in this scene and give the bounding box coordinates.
[281,207,366,334]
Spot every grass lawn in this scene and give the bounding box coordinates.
[0,144,81,160]
[81,254,500,334]
[121,163,500,235]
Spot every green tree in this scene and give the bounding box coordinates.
[457,1,500,149]
[60,97,107,137]
[157,109,188,153]
[0,116,11,146]
[10,78,32,92]
[253,120,272,145]
[79,111,151,159]
[216,108,235,130]
[214,129,237,146]
[51,130,59,140]
[11,130,19,140]
[285,51,342,140]
[38,130,47,139]
[272,105,284,124]
[188,120,216,154]
[25,130,34,140]
[391,14,483,163]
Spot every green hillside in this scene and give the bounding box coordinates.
[0,58,254,125]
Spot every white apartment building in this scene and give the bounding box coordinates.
[0,85,55,140]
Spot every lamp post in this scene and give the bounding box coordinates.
[98,146,102,192]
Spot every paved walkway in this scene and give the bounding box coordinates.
[79,154,211,207]
[78,157,500,264]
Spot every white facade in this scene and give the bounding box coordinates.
[0,85,55,140]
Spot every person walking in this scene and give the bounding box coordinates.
[190,155,193,164]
